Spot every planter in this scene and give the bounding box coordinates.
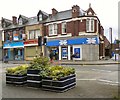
[42,74,76,92]
[6,74,27,85]
[27,69,42,88]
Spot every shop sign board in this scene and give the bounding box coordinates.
[24,40,38,46]
[47,37,99,46]
[3,42,24,49]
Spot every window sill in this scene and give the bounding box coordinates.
[48,34,58,37]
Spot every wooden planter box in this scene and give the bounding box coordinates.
[27,69,42,88]
[42,74,76,92]
[6,74,27,85]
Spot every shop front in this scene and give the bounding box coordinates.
[24,40,42,61]
[3,42,24,61]
[47,37,99,61]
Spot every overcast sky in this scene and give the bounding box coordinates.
[0,0,119,42]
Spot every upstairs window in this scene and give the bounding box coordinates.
[39,14,42,21]
[3,22,6,28]
[49,24,53,35]
[54,23,57,35]
[19,29,23,40]
[35,30,41,39]
[6,32,10,41]
[19,18,23,25]
[13,30,19,41]
[49,24,57,36]
[29,29,41,39]
[29,30,35,39]
[86,18,94,32]
[62,22,67,34]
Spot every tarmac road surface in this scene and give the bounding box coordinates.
[1,63,119,98]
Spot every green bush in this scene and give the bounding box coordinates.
[40,65,75,80]
[6,64,29,75]
[28,56,50,70]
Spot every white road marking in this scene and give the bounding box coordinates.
[92,69,112,73]
[77,78,119,86]
[77,79,96,81]
[98,79,119,85]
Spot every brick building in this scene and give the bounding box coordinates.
[1,16,26,61]
[44,5,104,61]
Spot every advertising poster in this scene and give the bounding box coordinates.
[13,33,19,41]
[74,48,80,58]
[62,48,67,59]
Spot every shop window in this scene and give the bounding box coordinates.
[62,22,67,34]
[86,18,94,32]
[14,48,23,60]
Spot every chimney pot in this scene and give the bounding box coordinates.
[12,16,17,25]
[52,8,58,16]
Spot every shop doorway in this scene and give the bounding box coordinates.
[61,47,68,60]
[14,48,24,60]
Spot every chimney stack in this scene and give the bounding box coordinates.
[72,5,80,18]
[52,8,58,16]
[12,16,17,25]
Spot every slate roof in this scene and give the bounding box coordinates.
[45,8,85,23]
[2,6,92,29]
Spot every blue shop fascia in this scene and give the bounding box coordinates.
[46,36,100,61]
[3,41,24,61]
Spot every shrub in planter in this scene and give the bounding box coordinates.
[6,64,28,85]
[41,66,76,92]
[27,56,50,88]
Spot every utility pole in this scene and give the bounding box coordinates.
[109,27,112,58]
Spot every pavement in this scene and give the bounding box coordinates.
[1,59,120,65]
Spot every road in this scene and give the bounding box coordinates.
[1,63,119,98]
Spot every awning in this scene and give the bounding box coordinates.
[3,42,24,49]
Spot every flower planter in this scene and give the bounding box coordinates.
[6,74,27,85]
[42,74,76,92]
[27,69,42,88]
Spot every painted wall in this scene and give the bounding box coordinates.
[82,44,99,61]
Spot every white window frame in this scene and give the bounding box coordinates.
[29,30,35,39]
[49,24,53,35]
[19,18,23,25]
[62,22,67,34]
[54,23,57,35]
[86,18,94,32]
[49,24,57,36]
[39,14,42,21]
[35,30,41,39]
[29,29,41,39]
